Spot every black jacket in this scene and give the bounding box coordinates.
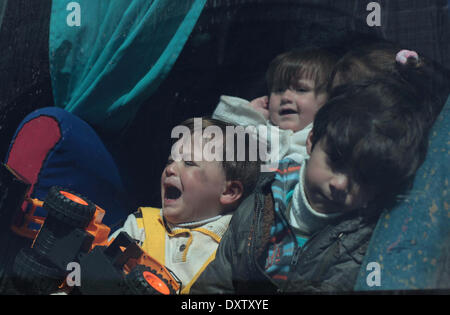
[190,173,378,294]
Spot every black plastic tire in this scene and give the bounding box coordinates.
[123,265,176,295]
[31,224,59,259]
[12,248,65,294]
[43,186,96,229]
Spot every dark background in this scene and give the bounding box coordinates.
[1,0,449,211]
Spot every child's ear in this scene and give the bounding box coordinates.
[220,180,243,206]
[306,130,314,155]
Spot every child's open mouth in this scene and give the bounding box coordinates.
[279,108,298,116]
[164,185,182,201]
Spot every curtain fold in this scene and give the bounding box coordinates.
[0,0,7,31]
[0,0,7,32]
[49,0,206,133]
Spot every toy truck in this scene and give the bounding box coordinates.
[1,163,181,294]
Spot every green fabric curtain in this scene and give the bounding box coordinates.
[0,0,7,32]
[49,0,206,133]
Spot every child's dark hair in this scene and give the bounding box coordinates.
[266,48,338,95]
[329,41,446,129]
[311,79,429,214]
[329,42,399,89]
[175,117,261,200]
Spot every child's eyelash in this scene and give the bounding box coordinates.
[184,161,197,166]
[292,84,311,92]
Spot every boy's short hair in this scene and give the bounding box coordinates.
[311,79,429,210]
[266,48,338,95]
[176,117,261,200]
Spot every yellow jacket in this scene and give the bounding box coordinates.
[111,207,232,294]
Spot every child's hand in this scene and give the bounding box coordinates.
[249,96,269,120]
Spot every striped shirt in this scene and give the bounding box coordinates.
[264,159,304,281]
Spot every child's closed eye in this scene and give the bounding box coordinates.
[183,160,197,167]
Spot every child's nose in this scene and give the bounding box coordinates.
[281,89,294,102]
[329,174,349,202]
[165,161,177,176]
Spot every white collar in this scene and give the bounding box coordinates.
[161,209,232,238]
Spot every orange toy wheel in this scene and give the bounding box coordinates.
[124,265,176,295]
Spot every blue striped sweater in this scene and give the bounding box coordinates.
[264,158,308,282]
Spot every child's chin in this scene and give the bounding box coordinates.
[278,121,302,132]
[162,206,182,223]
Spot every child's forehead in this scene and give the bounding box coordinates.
[272,64,321,88]
[295,66,321,80]
[294,77,315,87]
[171,133,225,162]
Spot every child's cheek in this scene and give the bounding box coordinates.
[268,94,279,109]
[190,168,207,183]
[306,160,327,187]
[267,98,280,125]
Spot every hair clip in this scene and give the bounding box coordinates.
[396,50,419,64]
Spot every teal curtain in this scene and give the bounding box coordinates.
[49,0,206,133]
[0,0,7,32]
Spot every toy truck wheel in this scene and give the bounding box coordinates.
[124,265,176,295]
[43,186,96,228]
[12,248,65,294]
[31,225,59,258]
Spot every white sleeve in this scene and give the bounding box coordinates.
[265,122,311,164]
[285,123,312,162]
[212,95,267,125]
[212,95,311,163]
[109,213,145,244]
